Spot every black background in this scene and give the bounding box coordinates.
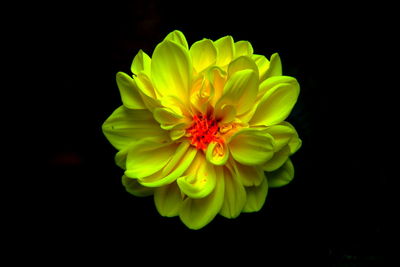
[35,1,389,265]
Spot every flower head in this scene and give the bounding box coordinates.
[103,30,301,229]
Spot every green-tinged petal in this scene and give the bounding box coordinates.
[154,181,183,217]
[228,56,259,78]
[232,159,265,187]
[139,145,197,187]
[153,107,188,130]
[190,39,217,73]
[179,166,225,230]
[115,147,129,169]
[265,123,296,152]
[177,153,216,199]
[263,145,290,172]
[131,50,151,76]
[164,30,189,50]
[216,69,258,116]
[122,175,153,197]
[220,167,246,219]
[116,72,146,109]
[234,41,253,58]
[263,53,282,80]
[267,158,294,188]
[229,128,274,166]
[250,80,300,126]
[216,104,236,123]
[243,177,268,213]
[160,95,190,117]
[256,75,299,101]
[214,36,235,66]
[251,54,269,80]
[206,141,229,166]
[125,138,177,178]
[151,40,192,100]
[102,106,167,150]
[280,122,302,154]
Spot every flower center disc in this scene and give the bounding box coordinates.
[187,115,220,150]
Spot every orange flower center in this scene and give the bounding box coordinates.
[187,114,222,150]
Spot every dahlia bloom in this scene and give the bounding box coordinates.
[103,30,301,229]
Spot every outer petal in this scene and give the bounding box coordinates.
[263,145,291,172]
[243,176,269,213]
[234,41,253,58]
[266,158,295,188]
[256,75,299,101]
[229,128,274,166]
[102,106,167,150]
[177,153,216,199]
[179,166,225,230]
[265,123,297,152]
[252,54,269,81]
[125,138,177,178]
[250,80,300,126]
[227,56,259,78]
[116,72,146,109]
[151,40,192,100]
[232,160,265,187]
[219,167,247,219]
[263,53,282,79]
[122,175,153,197]
[214,35,235,67]
[154,181,183,217]
[190,39,217,73]
[131,50,151,76]
[164,30,189,50]
[215,69,258,116]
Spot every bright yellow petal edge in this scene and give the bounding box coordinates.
[102,30,302,230]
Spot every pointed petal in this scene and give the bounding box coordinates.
[214,35,235,67]
[131,49,151,76]
[179,166,225,229]
[151,40,192,100]
[190,39,217,73]
[102,106,167,150]
[264,53,282,79]
[220,167,246,218]
[206,141,229,166]
[122,175,153,197]
[216,69,258,116]
[250,80,300,126]
[154,181,183,217]
[229,128,274,166]
[234,41,253,58]
[164,30,189,50]
[177,154,216,199]
[125,138,177,178]
[252,54,269,80]
[243,176,269,213]
[139,145,197,187]
[233,160,265,187]
[266,158,295,188]
[116,72,146,109]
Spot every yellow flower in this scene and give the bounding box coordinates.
[103,30,302,229]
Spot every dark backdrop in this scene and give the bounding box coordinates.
[38,1,388,265]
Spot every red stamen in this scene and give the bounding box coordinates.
[187,114,222,150]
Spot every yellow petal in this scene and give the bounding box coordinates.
[139,145,197,187]
[262,145,290,172]
[164,30,189,50]
[219,167,246,219]
[216,69,258,116]
[190,39,217,73]
[214,35,235,67]
[232,160,265,186]
[256,75,299,101]
[102,106,167,150]
[263,53,282,79]
[154,181,183,217]
[227,56,259,78]
[229,128,274,166]
[177,153,216,199]
[250,80,300,126]
[251,54,269,80]
[151,40,192,100]
[125,138,177,178]
[115,147,129,169]
[234,41,253,58]
[153,107,188,130]
[122,175,153,197]
[116,72,146,109]
[207,66,226,107]
[266,158,294,188]
[242,176,268,213]
[179,166,225,229]
[131,49,151,76]
[265,123,296,152]
[206,141,229,166]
